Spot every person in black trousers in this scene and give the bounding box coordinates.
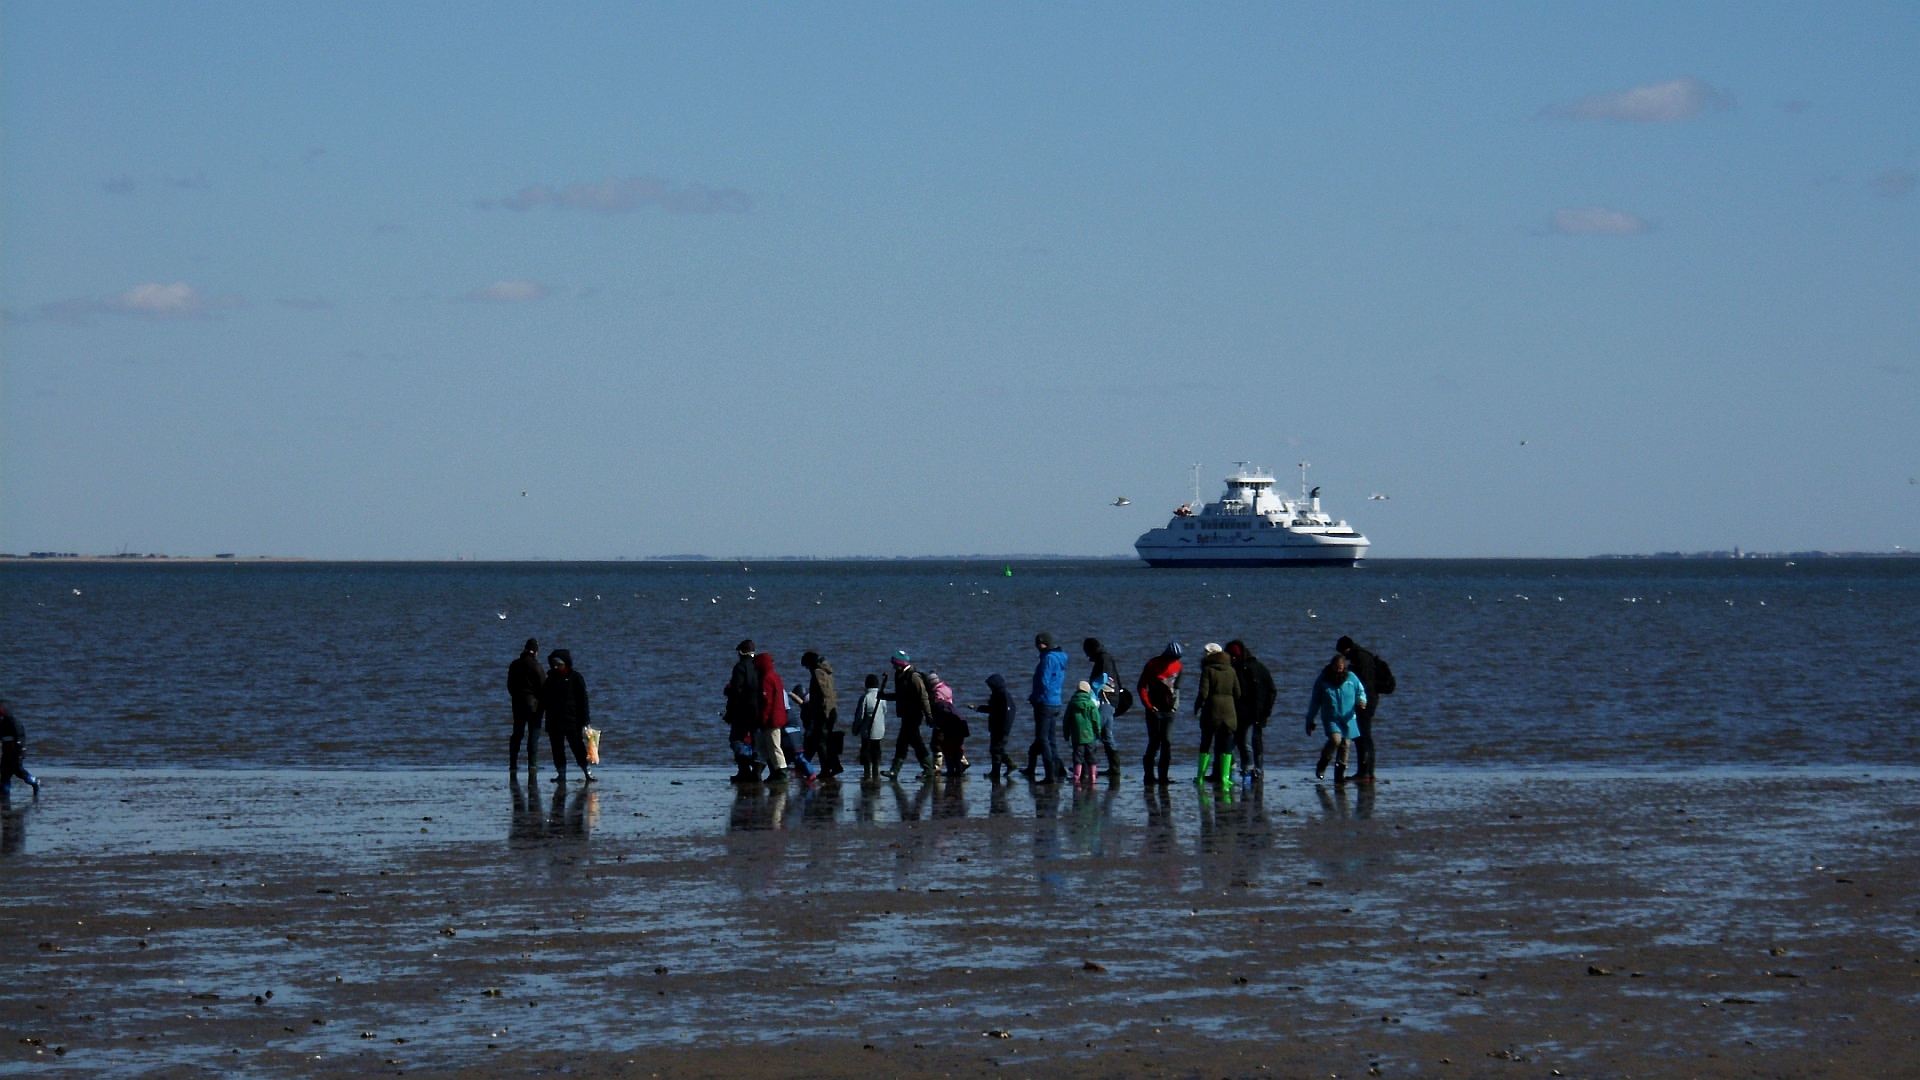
[506,638,544,776]
[1336,636,1392,784]
[1,700,40,802]
[1225,640,1277,780]
[540,649,595,784]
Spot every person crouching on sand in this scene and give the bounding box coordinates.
[1304,653,1367,786]
[1065,680,1103,786]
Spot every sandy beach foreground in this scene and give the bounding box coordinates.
[4,767,1918,1078]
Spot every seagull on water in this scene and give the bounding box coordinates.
[497,612,508,619]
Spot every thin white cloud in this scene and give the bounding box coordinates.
[488,175,751,215]
[1542,78,1731,123]
[466,280,551,303]
[36,281,242,324]
[1870,169,1915,198]
[1548,206,1654,236]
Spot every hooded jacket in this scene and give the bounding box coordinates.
[1136,654,1183,713]
[1194,651,1242,731]
[0,702,21,744]
[1229,647,1277,725]
[1030,648,1068,707]
[540,662,590,733]
[724,653,760,728]
[755,654,787,730]
[1085,640,1121,690]
[1306,666,1368,738]
[855,687,890,741]
[802,660,837,729]
[507,651,545,720]
[1064,688,1102,745]
[981,674,1014,737]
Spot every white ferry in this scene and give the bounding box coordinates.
[1134,464,1370,568]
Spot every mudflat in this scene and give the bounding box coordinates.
[5,767,1918,1078]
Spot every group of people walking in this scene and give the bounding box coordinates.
[712,633,1394,790]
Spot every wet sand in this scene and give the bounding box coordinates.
[5,766,1920,1078]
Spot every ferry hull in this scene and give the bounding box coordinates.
[1138,555,1363,568]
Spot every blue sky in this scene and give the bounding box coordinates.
[3,2,1915,557]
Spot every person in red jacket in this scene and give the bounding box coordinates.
[755,652,790,782]
[1136,643,1183,785]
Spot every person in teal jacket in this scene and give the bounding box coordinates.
[1063,680,1103,785]
[1304,653,1367,786]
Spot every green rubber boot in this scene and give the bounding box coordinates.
[1219,753,1235,790]
[1194,752,1212,784]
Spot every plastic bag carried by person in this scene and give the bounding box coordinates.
[583,726,601,765]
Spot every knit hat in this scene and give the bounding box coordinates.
[1164,641,1183,658]
[736,639,755,655]
[1076,680,1092,694]
[1203,642,1223,655]
[891,649,911,666]
[1035,632,1055,648]
[523,638,539,653]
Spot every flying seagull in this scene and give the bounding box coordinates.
[1368,493,1390,501]
[1112,497,1131,506]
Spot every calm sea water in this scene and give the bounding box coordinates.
[4,559,1916,770]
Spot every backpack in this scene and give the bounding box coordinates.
[1374,657,1396,695]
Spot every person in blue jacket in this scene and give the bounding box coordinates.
[1024,632,1069,783]
[1304,653,1367,786]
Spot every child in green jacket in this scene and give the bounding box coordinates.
[1064,680,1103,785]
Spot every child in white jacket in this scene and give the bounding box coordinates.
[853,675,890,781]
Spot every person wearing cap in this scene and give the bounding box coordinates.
[1304,652,1367,785]
[881,650,934,780]
[723,639,761,783]
[0,700,40,803]
[506,638,545,777]
[1064,680,1103,785]
[1225,640,1277,782]
[1193,643,1241,789]
[1135,643,1184,785]
[1024,633,1069,782]
[540,649,595,784]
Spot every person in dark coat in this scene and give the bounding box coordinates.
[1192,643,1241,789]
[1083,638,1124,781]
[1136,643,1183,785]
[506,638,545,776]
[882,651,934,780]
[1337,636,1390,784]
[973,673,1017,781]
[539,649,595,784]
[800,652,842,779]
[723,639,761,782]
[0,700,40,802]
[1225,640,1277,781]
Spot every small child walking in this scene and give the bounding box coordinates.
[853,675,890,782]
[1064,680,1103,785]
[974,673,1017,781]
[0,700,40,803]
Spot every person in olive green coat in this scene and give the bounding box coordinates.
[1192,643,1242,788]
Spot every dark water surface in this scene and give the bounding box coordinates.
[4,559,1916,769]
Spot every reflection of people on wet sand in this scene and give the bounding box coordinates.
[0,802,25,855]
[1,700,42,804]
[540,650,595,785]
[1305,653,1367,786]
[506,639,544,778]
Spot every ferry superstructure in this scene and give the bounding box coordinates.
[1133,464,1370,568]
